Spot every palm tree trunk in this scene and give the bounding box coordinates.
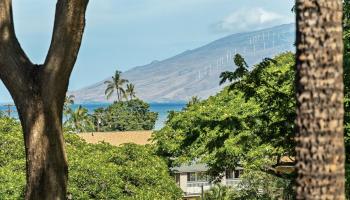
[116,88,120,101]
[295,0,345,199]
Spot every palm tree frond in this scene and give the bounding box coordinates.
[104,80,113,85]
[105,86,114,95]
[106,90,114,100]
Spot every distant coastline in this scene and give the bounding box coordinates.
[0,102,185,130]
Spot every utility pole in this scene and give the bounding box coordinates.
[201,184,204,200]
[3,104,15,117]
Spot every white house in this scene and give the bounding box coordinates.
[172,163,243,200]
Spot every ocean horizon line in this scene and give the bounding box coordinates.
[0,101,187,106]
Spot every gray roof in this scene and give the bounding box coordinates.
[172,163,208,173]
[171,163,244,173]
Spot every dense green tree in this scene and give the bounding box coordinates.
[105,70,129,101]
[154,52,295,167]
[153,52,296,196]
[0,118,182,199]
[98,99,158,131]
[65,135,182,199]
[64,99,157,132]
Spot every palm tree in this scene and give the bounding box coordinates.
[219,54,249,85]
[65,106,93,133]
[186,96,201,108]
[64,95,75,116]
[295,0,345,199]
[92,108,105,132]
[104,70,129,101]
[125,83,136,100]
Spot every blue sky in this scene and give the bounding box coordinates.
[0,0,294,103]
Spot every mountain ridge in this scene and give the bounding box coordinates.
[70,23,295,103]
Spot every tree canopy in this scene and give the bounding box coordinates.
[152,52,296,198]
[64,99,158,133]
[153,52,295,174]
[0,117,182,199]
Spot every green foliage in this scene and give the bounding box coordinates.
[64,99,157,132]
[204,172,294,200]
[64,105,95,133]
[0,118,25,200]
[153,52,295,170]
[0,118,182,199]
[92,99,158,132]
[219,54,249,85]
[0,111,5,118]
[203,185,236,200]
[65,134,182,199]
[153,52,296,196]
[233,170,294,200]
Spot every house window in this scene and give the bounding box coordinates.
[235,170,240,178]
[226,170,234,179]
[187,172,196,182]
[175,174,180,185]
[226,169,243,179]
[187,172,208,182]
[234,169,244,178]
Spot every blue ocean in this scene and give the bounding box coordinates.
[0,103,185,130]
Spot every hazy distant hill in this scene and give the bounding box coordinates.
[71,23,295,103]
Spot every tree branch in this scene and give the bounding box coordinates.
[260,159,296,179]
[0,0,33,100]
[44,0,89,95]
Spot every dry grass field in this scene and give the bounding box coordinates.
[77,131,153,146]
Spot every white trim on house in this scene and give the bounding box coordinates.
[172,163,243,197]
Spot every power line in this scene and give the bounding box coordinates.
[2,104,16,117]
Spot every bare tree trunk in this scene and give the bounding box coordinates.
[18,93,67,199]
[296,0,345,199]
[0,0,89,199]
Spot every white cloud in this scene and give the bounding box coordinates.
[213,7,292,33]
